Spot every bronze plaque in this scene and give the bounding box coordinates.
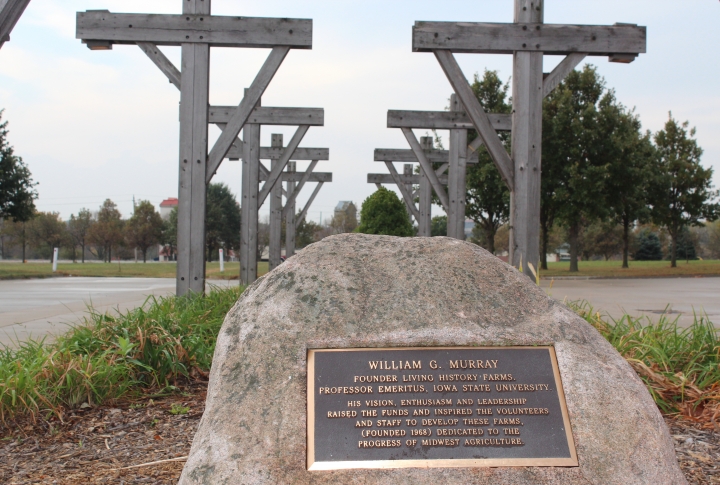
[307,347,577,470]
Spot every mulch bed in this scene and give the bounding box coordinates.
[0,382,717,484]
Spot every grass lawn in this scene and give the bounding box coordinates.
[0,261,270,280]
[542,259,720,278]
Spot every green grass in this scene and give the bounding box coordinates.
[543,259,720,278]
[571,300,720,420]
[0,261,269,280]
[0,285,243,422]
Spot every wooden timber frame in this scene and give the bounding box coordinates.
[76,1,314,294]
[0,0,31,49]
[260,133,331,274]
[412,0,646,276]
[371,135,479,237]
[380,94,512,239]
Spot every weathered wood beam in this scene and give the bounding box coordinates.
[269,134,284,271]
[367,173,449,185]
[209,106,324,126]
[261,171,331,183]
[77,12,312,48]
[543,53,586,97]
[257,125,309,207]
[176,0,210,296]
[385,162,421,222]
[137,42,181,89]
[206,47,289,180]
[0,0,31,49]
[413,22,646,55]
[388,110,511,131]
[447,94,467,240]
[296,182,323,228]
[240,123,260,285]
[434,50,514,186]
[285,162,296,258]
[402,128,450,212]
[282,160,319,218]
[374,148,477,164]
[226,142,329,162]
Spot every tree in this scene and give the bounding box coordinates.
[296,217,322,248]
[651,114,719,267]
[0,111,37,223]
[27,212,68,261]
[465,70,511,254]
[160,207,178,261]
[602,105,658,268]
[68,208,94,263]
[634,229,663,261]
[543,66,616,272]
[357,187,414,237]
[125,200,164,263]
[206,183,241,262]
[88,199,124,262]
[583,221,623,261]
[430,215,447,237]
[674,227,697,262]
[329,210,358,234]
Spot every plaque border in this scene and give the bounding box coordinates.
[307,346,578,470]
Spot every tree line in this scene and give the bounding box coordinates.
[356,66,719,271]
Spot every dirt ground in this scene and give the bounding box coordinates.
[0,382,717,484]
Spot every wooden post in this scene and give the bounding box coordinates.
[403,163,413,220]
[268,133,283,271]
[447,94,467,240]
[417,136,433,237]
[510,0,543,276]
[176,0,210,296]
[241,105,260,285]
[286,161,297,258]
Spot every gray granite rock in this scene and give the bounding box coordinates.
[179,234,685,485]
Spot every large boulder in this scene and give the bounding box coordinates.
[179,234,685,484]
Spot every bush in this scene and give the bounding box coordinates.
[356,187,414,237]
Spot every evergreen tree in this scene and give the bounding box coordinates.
[430,215,447,237]
[634,229,663,261]
[0,110,37,223]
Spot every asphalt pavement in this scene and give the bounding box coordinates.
[0,277,238,347]
[0,276,717,347]
[540,276,720,326]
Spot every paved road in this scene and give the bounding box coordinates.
[540,277,720,326]
[0,276,716,347]
[0,277,238,347]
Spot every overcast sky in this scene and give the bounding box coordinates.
[1,0,718,224]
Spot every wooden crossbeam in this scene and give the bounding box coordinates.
[296,182,323,228]
[257,125,309,206]
[137,42,181,88]
[0,0,31,48]
[374,148,477,164]
[434,50,514,186]
[543,53,587,97]
[209,106,324,126]
[226,142,329,161]
[207,47,289,180]
[282,160,319,218]
[388,110,511,131]
[77,12,312,48]
[260,171,331,183]
[385,162,421,221]
[402,128,450,212]
[413,22,646,56]
[368,173,449,185]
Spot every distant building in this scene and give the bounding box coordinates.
[159,198,178,220]
[334,201,357,220]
